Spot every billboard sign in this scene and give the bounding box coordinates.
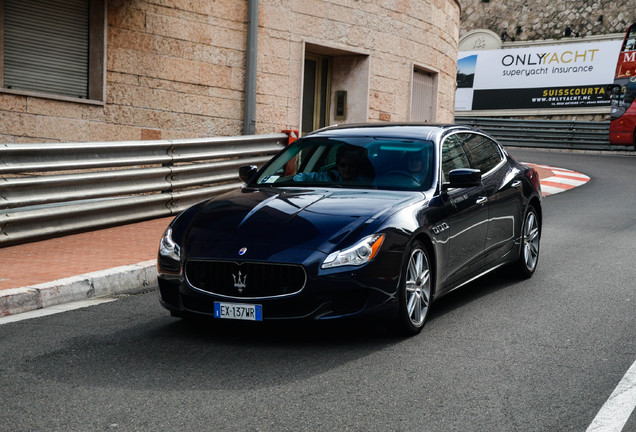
[456,40,623,111]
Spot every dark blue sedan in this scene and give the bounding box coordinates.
[157,124,542,334]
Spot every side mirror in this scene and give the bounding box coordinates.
[238,165,258,183]
[445,168,481,189]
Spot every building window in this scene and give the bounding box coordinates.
[0,0,105,102]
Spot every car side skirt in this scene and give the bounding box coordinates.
[433,261,510,301]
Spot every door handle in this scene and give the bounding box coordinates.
[476,196,488,205]
[512,180,522,188]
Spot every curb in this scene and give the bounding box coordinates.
[0,260,157,317]
[524,163,591,196]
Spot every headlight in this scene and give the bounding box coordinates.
[322,234,385,269]
[158,227,181,273]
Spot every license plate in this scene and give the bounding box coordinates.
[214,302,263,321]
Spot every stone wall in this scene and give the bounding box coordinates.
[105,0,249,140]
[460,0,632,42]
[1,0,251,143]
[259,0,461,127]
[0,0,461,144]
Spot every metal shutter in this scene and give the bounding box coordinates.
[411,69,435,122]
[3,0,89,98]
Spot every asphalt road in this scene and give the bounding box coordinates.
[1,149,634,432]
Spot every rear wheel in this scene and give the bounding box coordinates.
[396,241,432,335]
[514,205,540,278]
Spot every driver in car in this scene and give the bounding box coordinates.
[294,145,373,184]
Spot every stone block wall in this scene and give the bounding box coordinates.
[460,0,632,41]
[0,0,461,144]
[1,0,250,143]
[259,0,461,126]
[105,0,250,140]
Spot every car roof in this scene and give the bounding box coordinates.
[304,123,473,141]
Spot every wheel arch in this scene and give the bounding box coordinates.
[528,196,542,228]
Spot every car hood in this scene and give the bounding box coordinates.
[182,187,422,261]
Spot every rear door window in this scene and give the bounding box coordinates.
[459,133,503,175]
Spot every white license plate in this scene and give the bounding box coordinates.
[214,302,263,321]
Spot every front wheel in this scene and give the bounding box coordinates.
[396,241,433,335]
[514,205,540,278]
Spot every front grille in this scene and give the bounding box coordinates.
[185,260,307,298]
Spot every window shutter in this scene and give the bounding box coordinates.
[3,0,89,98]
[411,70,435,122]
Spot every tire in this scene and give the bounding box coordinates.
[395,241,433,335]
[514,205,540,279]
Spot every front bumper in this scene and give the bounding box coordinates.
[158,253,402,321]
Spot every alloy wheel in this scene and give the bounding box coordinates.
[523,210,540,272]
[405,248,431,328]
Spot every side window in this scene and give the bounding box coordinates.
[625,80,636,105]
[460,133,503,174]
[441,135,470,181]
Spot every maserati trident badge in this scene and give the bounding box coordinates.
[238,247,247,256]
[233,270,247,293]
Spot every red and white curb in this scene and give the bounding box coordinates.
[524,163,590,196]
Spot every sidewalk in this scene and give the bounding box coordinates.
[0,217,173,317]
[0,163,572,318]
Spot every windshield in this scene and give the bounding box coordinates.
[610,77,636,120]
[255,136,435,191]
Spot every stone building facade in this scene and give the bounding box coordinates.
[459,0,632,42]
[0,0,461,144]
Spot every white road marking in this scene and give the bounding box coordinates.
[542,176,589,187]
[551,169,590,179]
[0,298,116,325]
[586,359,636,432]
[539,185,568,195]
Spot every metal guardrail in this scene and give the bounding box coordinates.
[455,117,618,151]
[0,134,287,246]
